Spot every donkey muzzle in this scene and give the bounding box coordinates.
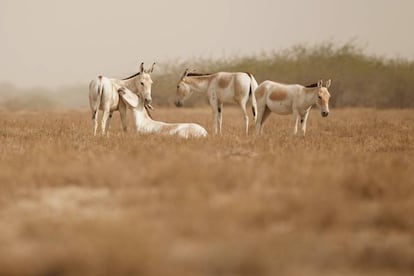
[144,98,152,105]
[175,100,183,107]
[321,111,329,117]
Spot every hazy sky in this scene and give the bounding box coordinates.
[1,0,414,89]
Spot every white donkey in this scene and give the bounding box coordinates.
[175,70,258,135]
[118,87,208,138]
[255,79,332,136]
[88,62,155,136]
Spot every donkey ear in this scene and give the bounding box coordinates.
[118,87,139,108]
[140,62,144,74]
[325,79,331,88]
[317,80,323,88]
[150,62,156,73]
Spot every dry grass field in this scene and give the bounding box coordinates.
[0,107,413,276]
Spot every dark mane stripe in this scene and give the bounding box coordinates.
[187,73,213,77]
[305,82,318,88]
[144,105,153,119]
[122,72,141,80]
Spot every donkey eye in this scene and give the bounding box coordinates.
[140,82,144,86]
[318,96,322,99]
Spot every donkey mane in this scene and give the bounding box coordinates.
[187,72,213,77]
[144,105,153,119]
[305,82,319,88]
[122,72,141,80]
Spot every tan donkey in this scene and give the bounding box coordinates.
[118,87,208,138]
[255,79,331,136]
[175,70,258,135]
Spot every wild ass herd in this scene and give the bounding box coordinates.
[89,62,331,138]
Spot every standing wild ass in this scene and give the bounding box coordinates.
[89,62,155,136]
[255,79,331,136]
[118,87,207,138]
[175,70,258,135]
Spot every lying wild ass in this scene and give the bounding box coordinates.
[88,62,155,136]
[175,70,258,135]
[255,79,331,136]
[118,87,207,138]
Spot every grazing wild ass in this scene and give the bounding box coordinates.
[118,87,208,138]
[255,79,331,136]
[88,62,155,136]
[175,70,258,135]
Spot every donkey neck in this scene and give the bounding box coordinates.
[111,75,140,93]
[300,87,319,108]
[121,77,139,92]
[185,75,213,93]
[131,104,153,127]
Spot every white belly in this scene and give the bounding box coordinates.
[267,100,293,115]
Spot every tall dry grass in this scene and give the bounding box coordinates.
[0,107,413,276]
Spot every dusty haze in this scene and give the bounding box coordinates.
[1,0,414,89]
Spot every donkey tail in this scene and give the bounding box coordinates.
[92,75,103,120]
[246,73,258,122]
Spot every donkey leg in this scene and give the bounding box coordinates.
[209,100,219,135]
[101,110,110,136]
[93,109,99,136]
[105,112,113,137]
[292,111,299,136]
[218,103,223,135]
[255,105,271,135]
[119,103,128,132]
[260,107,272,134]
[212,110,219,135]
[240,104,249,136]
[300,111,310,137]
[255,104,266,135]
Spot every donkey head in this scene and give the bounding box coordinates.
[315,79,331,117]
[175,69,193,107]
[136,62,155,105]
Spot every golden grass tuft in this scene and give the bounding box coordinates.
[0,107,413,276]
